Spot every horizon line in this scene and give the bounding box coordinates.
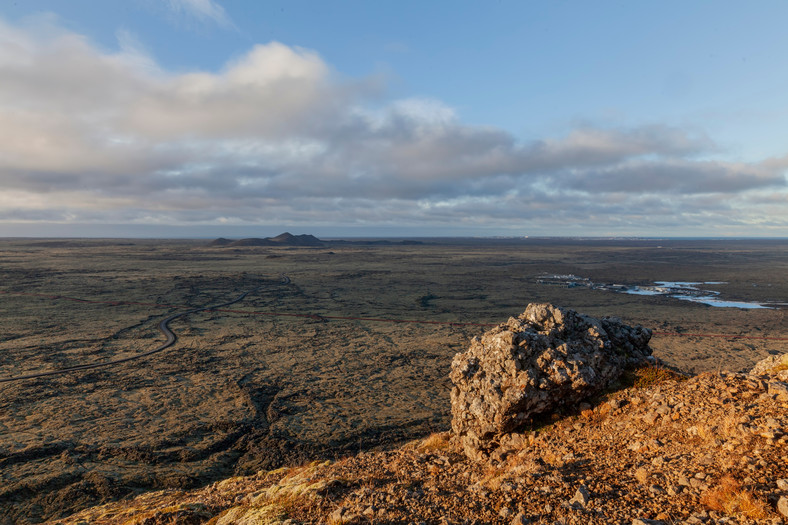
[2,235,787,241]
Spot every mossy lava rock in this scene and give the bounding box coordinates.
[450,303,652,460]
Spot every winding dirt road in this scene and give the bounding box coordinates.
[0,275,289,384]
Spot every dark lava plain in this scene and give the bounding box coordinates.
[0,237,785,523]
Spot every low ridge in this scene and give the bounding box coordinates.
[209,233,324,247]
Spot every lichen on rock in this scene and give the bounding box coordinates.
[450,303,652,460]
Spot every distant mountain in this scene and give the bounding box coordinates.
[268,232,323,246]
[209,233,430,248]
[208,237,233,246]
[209,233,324,247]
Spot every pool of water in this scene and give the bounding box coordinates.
[625,281,770,309]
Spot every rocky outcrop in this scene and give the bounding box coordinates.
[750,352,788,402]
[450,303,652,460]
[751,352,788,381]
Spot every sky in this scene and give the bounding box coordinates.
[0,1,787,238]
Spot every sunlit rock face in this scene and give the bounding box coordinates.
[450,303,652,460]
[750,352,788,380]
[750,352,788,402]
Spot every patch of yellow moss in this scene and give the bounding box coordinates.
[119,501,210,525]
[215,460,334,525]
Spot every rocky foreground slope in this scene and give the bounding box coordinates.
[50,306,788,525]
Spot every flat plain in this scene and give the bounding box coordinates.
[0,237,785,523]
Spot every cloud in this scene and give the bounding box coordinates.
[120,42,364,141]
[562,159,784,194]
[0,15,786,235]
[165,0,235,29]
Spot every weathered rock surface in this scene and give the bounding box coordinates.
[778,496,788,518]
[751,352,788,380]
[750,352,788,403]
[450,303,652,459]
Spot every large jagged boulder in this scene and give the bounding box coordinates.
[450,303,652,460]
